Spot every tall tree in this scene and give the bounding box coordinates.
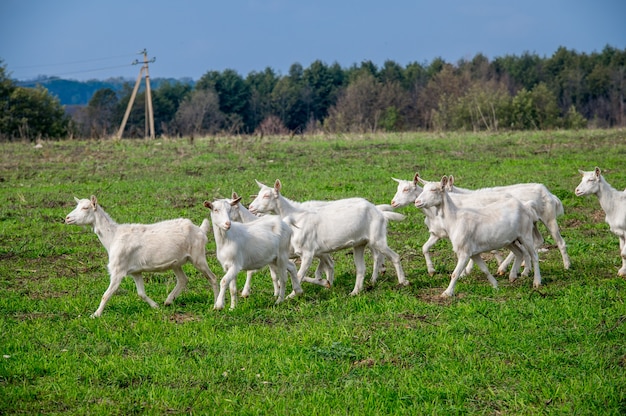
[507,83,559,129]
[197,69,250,132]
[1,73,70,141]
[271,63,309,132]
[545,47,582,115]
[590,46,626,126]
[82,88,119,138]
[419,64,468,130]
[379,60,405,85]
[302,60,344,126]
[493,52,543,92]
[246,67,279,130]
[325,72,379,132]
[174,88,223,136]
[151,81,192,136]
[451,80,511,131]
[325,72,409,133]
[402,61,429,127]
[426,57,447,78]
[345,60,379,83]
[0,61,17,138]
[529,82,560,129]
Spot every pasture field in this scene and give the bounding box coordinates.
[1,130,625,415]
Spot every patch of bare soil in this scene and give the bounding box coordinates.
[416,287,465,305]
[169,312,201,324]
[591,209,606,222]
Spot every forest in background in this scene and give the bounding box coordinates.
[1,45,624,140]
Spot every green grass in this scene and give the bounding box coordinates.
[1,130,625,415]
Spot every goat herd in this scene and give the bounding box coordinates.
[64,167,624,317]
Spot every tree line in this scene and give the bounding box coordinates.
[1,45,624,140]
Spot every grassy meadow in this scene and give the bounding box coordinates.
[1,130,625,415]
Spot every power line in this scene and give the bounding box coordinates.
[9,53,143,81]
[13,64,137,84]
[9,54,138,70]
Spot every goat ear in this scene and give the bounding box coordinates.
[232,191,239,199]
[255,179,265,188]
[274,179,282,194]
[441,176,448,188]
[448,175,455,186]
[391,177,401,184]
[74,197,80,204]
[90,195,98,208]
[594,167,601,177]
[231,196,242,206]
[415,173,426,185]
[578,169,585,175]
[203,200,213,210]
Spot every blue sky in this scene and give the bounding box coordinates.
[1,0,625,81]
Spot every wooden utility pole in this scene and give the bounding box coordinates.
[116,49,156,139]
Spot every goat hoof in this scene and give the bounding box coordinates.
[287,290,302,299]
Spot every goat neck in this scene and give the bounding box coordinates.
[595,175,621,213]
[91,205,119,253]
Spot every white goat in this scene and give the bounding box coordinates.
[415,176,542,297]
[204,197,303,310]
[228,192,317,298]
[392,173,458,275]
[391,173,504,276]
[392,173,568,275]
[65,196,219,317]
[229,192,335,295]
[249,180,408,295]
[575,167,626,276]
[444,175,570,273]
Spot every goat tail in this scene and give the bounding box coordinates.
[200,218,210,234]
[551,194,565,217]
[377,203,404,221]
[532,223,545,247]
[382,211,405,222]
